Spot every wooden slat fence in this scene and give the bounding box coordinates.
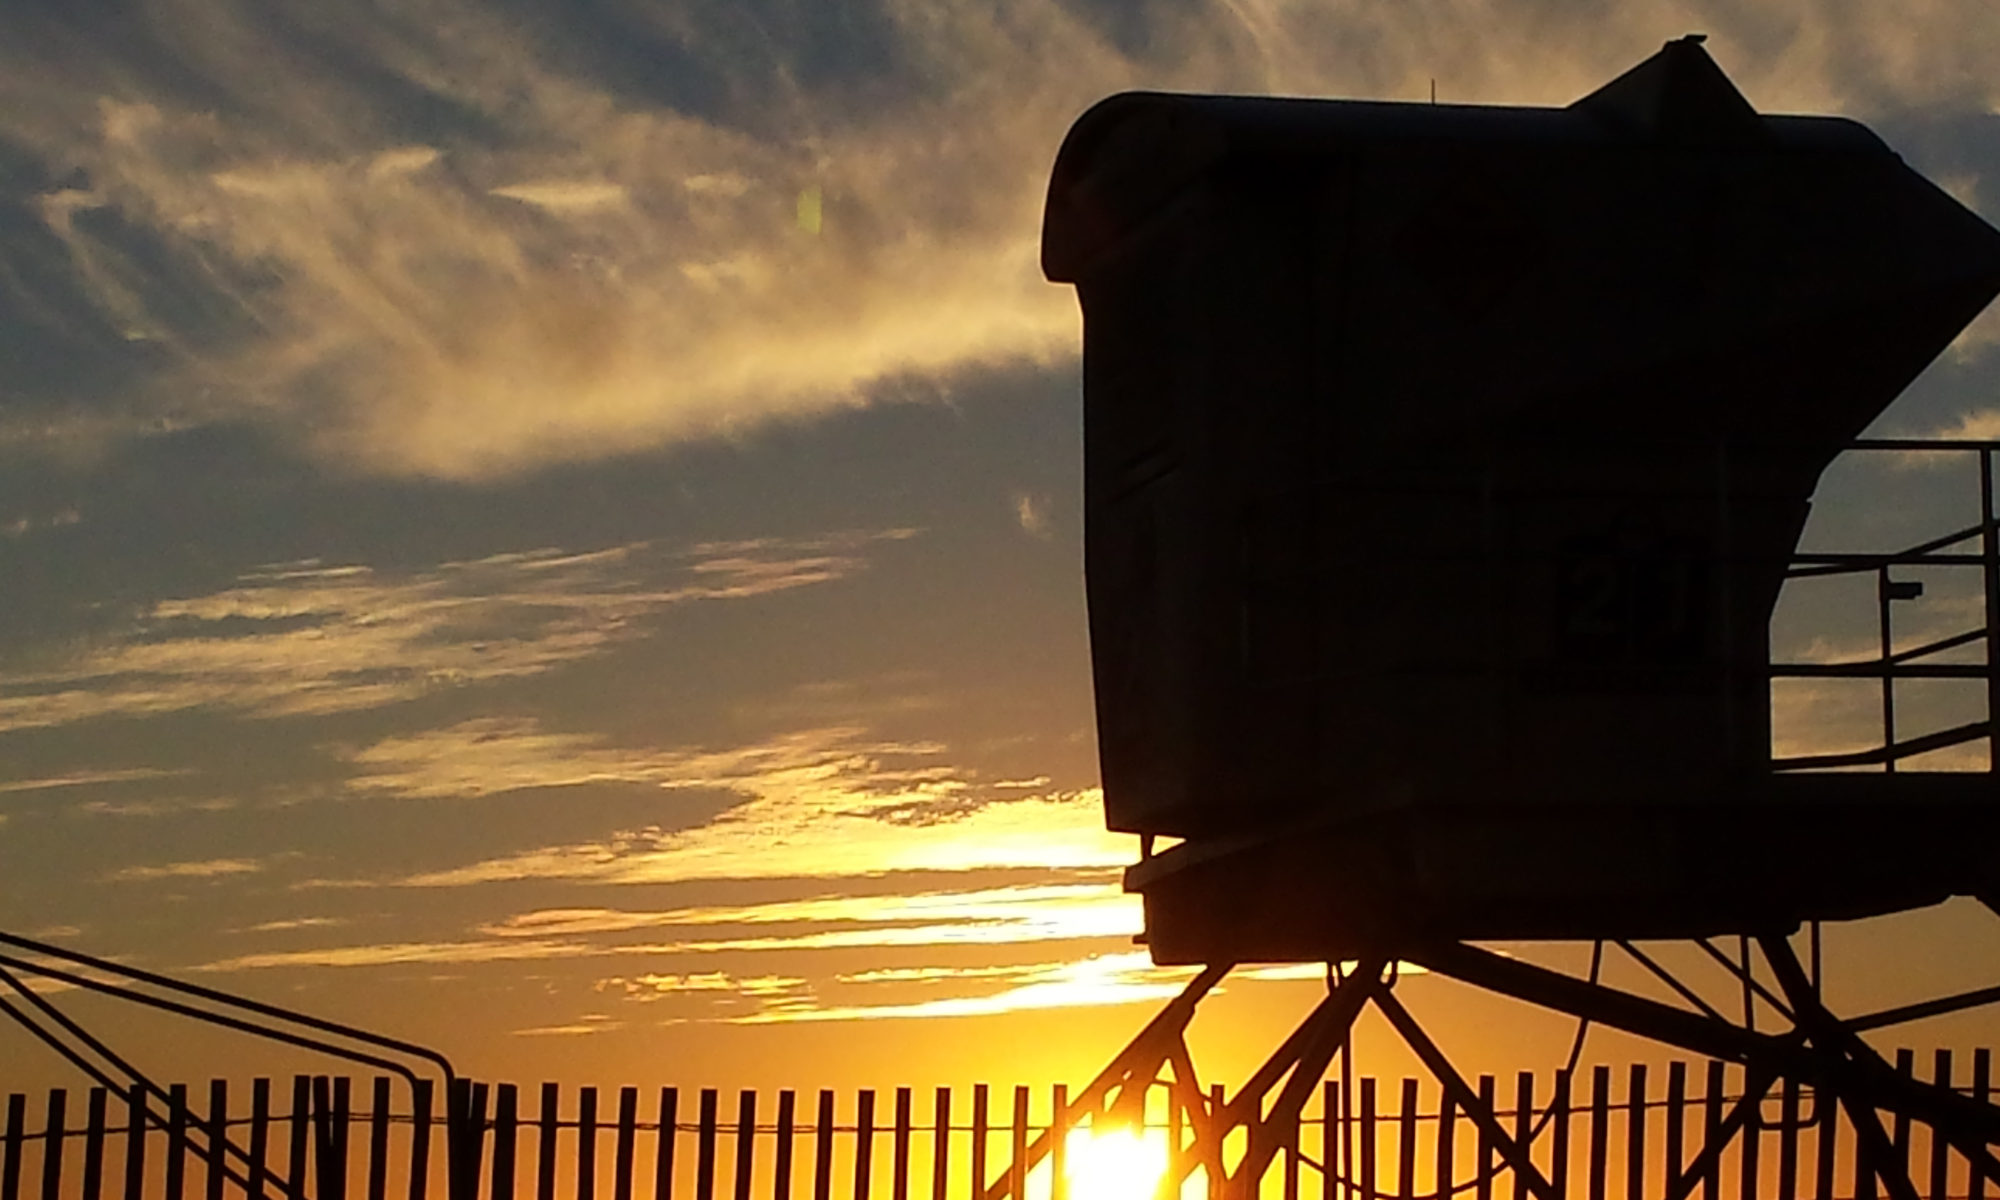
[2,1052,1993,1200]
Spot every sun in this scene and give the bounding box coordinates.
[1064,1125,1170,1200]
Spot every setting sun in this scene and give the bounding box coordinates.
[1064,1125,1171,1200]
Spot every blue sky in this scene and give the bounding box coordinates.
[5,0,2000,1094]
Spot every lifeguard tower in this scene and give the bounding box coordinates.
[1006,36,2000,1200]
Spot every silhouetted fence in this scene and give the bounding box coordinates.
[3,1051,1995,1200]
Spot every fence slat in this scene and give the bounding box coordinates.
[81,1088,107,1200]
[656,1088,680,1200]
[1283,1078,1302,1200]
[537,1083,558,1200]
[122,1083,147,1200]
[969,1086,988,1200]
[1398,1079,1418,1200]
[1627,1065,1648,1200]
[407,1078,432,1200]
[697,1089,719,1200]
[1363,1076,1379,1200]
[287,1076,310,1200]
[614,1087,638,1200]
[1007,1087,1026,1200]
[462,1081,490,1200]
[857,1090,878,1200]
[579,1086,599,1200]
[930,1089,949,1200]
[616,1087,639,1200]
[369,1078,391,1200]
[1508,1074,1531,1200]
[777,1090,797,1200]
[1437,1089,1456,1200]
[489,1084,517,1200]
[735,1090,757,1200]
[1325,1081,1340,1200]
[1702,1062,1724,1200]
[1551,1069,1572,1200]
[1777,1079,1800,1200]
[1930,1051,1952,1200]
[320,1076,353,1200]
[249,1079,272,1200]
[166,1082,188,1200]
[1665,1064,1686,1200]
[1587,1066,1608,1200]
[1739,1068,1760,1200]
[1978,1052,1993,1200]
[42,1088,66,1200]
[1046,1085,1063,1200]
[1815,1080,1838,1200]
[206,1081,227,1200]
[3,1093,24,1200]
[1892,1049,1915,1193]
[1476,1076,1496,1200]
[813,1091,834,1200]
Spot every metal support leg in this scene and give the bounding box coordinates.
[1226,959,1387,1194]
[982,964,1231,1200]
[1759,935,2000,1199]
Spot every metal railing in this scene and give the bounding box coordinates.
[1770,439,2000,773]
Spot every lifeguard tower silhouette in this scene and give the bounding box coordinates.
[1009,36,2000,1200]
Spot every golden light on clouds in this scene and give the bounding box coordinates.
[0,531,911,733]
[5,0,1994,480]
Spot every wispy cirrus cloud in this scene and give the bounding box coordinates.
[482,884,1139,948]
[731,951,1189,1024]
[104,857,266,883]
[351,720,1131,886]
[7,1,1993,480]
[0,529,912,734]
[197,880,1138,970]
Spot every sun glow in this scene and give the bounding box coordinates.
[1064,1125,1169,1200]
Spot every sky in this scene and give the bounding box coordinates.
[6,0,2000,1102]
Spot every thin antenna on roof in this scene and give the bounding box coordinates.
[1430,78,1437,104]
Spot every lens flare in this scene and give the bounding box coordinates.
[1063,1125,1169,1200]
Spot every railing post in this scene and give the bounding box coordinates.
[1982,448,2000,773]
[1880,565,1899,772]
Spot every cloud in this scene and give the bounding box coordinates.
[0,767,185,794]
[239,917,347,933]
[482,883,1140,948]
[1011,492,1053,539]
[200,938,582,971]
[362,720,1134,885]
[731,951,1189,1023]
[0,530,910,733]
[198,880,1139,974]
[9,2,1994,480]
[103,857,266,883]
